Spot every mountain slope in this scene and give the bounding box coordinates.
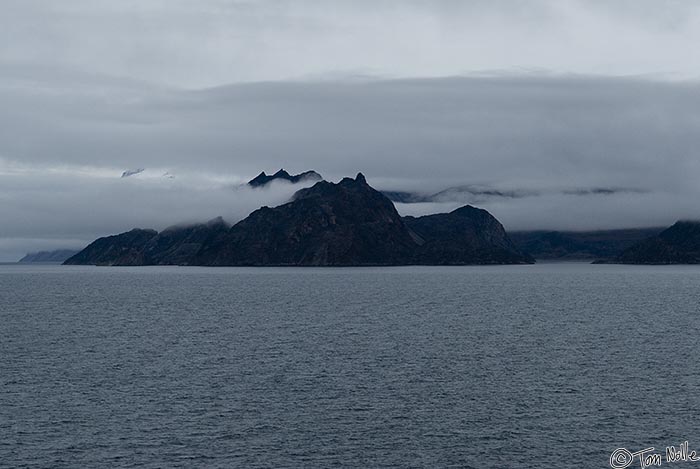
[405,206,533,264]
[607,221,700,264]
[64,229,157,266]
[198,173,417,265]
[140,217,230,265]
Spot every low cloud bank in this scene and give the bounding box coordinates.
[0,163,314,260]
[2,73,700,260]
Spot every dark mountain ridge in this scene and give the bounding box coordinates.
[248,169,322,187]
[65,174,532,266]
[405,205,529,264]
[198,174,419,265]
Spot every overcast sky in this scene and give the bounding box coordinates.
[2,0,700,260]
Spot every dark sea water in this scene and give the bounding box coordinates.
[2,263,700,468]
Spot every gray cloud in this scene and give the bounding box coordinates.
[2,0,700,87]
[3,73,699,186]
[2,72,700,260]
[2,1,700,259]
[0,163,316,260]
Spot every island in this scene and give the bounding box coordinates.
[65,173,533,266]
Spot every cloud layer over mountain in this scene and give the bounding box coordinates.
[1,1,699,260]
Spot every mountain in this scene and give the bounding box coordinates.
[64,174,532,266]
[138,217,230,265]
[248,169,322,187]
[601,221,700,264]
[509,228,664,260]
[64,229,158,266]
[63,219,230,266]
[199,173,418,265]
[19,249,81,263]
[405,206,533,264]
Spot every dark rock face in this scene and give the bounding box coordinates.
[248,169,322,187]
[510,228,664,260]
[65,174,532,266]
[19,249,80,263]
[608,221,700,264]
[64,229,157,266]
[140,217,230,265]
[199,173,417,265]
[405,206,534,265]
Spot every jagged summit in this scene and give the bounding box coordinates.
[293,171,373,201]
[199,173,416,266]
[248,169,322,187]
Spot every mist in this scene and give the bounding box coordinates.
[3,74,700,259]
[3,1,700,260]
[0,163,316,260]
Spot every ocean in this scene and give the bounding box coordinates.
[2,263,699,468]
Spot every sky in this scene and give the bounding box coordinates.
[2,0,700,260]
